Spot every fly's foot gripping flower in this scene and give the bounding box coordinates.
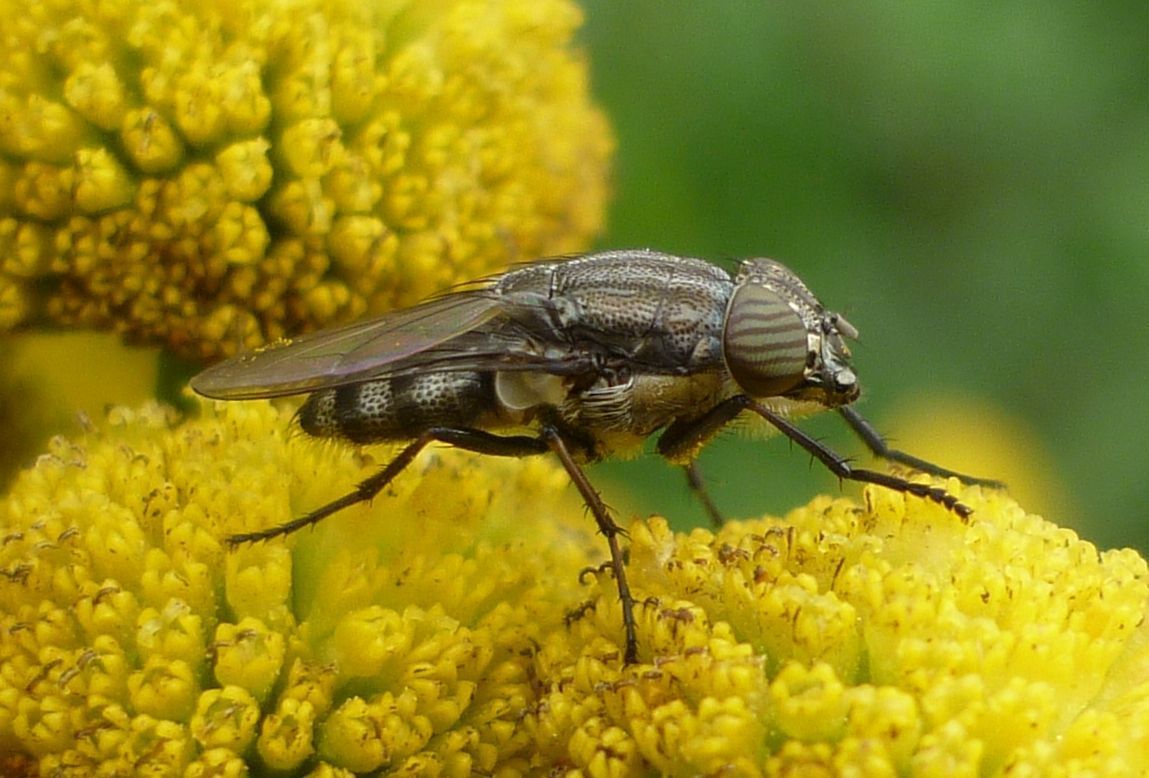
[0,0,612,359]
[2,400,1148,775]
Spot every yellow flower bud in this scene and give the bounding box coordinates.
[213,618,286,702]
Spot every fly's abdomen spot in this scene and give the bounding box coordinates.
[297,388,340,437]
[298,372,491,443]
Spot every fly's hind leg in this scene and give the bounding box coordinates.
[228,423,642,665]
[226,427,548,545]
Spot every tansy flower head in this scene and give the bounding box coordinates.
[0,0,612,359]
[1,400,1147,775]
[538,492,1149,774]
[0,399,598,774]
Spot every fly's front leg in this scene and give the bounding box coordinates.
[752,402,975,518]
[540,425,640,665]
[838,406,1006,488]
[227,427,548,546]
[658,396,753,527]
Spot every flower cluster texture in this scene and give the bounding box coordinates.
[0,0,612,359]
[1,399,1147,775]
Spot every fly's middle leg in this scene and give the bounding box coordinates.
[541,425,640,665]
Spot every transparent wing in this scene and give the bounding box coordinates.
[191,291,513,399]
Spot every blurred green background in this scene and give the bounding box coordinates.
[577,1,1149,553]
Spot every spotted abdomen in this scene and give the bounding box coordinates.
[298,372,492,443]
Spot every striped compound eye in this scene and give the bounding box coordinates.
[722,281,811,397]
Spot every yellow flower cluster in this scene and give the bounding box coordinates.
[545,499,1149,775]
[0,399,597,774]
[1,400,1147,775]
[0,0,612,359]
[0,331,161,492]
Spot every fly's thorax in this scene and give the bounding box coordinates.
[495,250,732,371]
[722,258,860,408]
[559,369,729,460]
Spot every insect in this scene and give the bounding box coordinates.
[192,249,998,664]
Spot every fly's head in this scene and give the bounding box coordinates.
[722,258,860,408]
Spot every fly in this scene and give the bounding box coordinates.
[191,249,1000,664]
